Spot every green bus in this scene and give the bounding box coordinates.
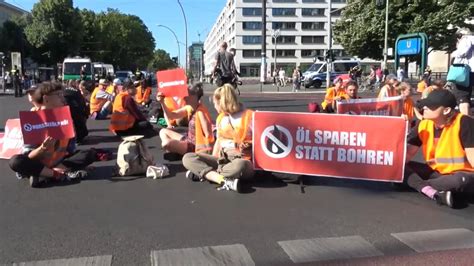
[62,57,94,81]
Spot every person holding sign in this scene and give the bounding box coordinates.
[321,77,347,113]
[405,89,474,208]
[109,80,158,138]
[183,84,254,192]
[9,82,95,188]
[157,83,214,160]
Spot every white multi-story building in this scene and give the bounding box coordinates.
[204,0,348,78]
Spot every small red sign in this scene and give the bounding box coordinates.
[253,111,407,182]
[336,96,403,116]
[156,68,188,97]
[19,106,75,145]
[0,119,24,159]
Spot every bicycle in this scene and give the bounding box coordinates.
[359,76,376,93]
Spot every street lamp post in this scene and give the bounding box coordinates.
[177,0,188,74]
[157,24,181,67]
[326,0,332,88]
[272,29,280,75]
[383,0,389,70]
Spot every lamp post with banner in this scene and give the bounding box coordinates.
[272,29,280,75]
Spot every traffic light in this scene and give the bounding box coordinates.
[172,57,178,64]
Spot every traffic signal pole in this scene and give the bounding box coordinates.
[326,0,332,88]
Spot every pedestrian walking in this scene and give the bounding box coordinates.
[292,67,301,92]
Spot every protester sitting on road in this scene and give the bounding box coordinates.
[163,96,187,128]
[421,79,445,99]
[344,80,359,100]
[135,78,152,107]
[157,82,214,160]
[377,74,399,99]
[321,77,347,113]
[64,80,89,144]
[397,82,415,123]
[9,82,95,188]
[90,79,114,120]
[109,80,158,139]
[404,89,474,208]
[183,84,254,192]
[417,74,430,94]
[26,85,41,111]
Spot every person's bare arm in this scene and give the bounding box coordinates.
[465,148,474,167]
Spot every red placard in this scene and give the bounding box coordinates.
[253,111,407,182]
[19,106,75,145]
[156,68,188,97]
[336,96,403,116]
[0,119,24,159]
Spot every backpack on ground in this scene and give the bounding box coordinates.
[116,135,154,176]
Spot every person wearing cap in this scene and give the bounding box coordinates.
[405,89,474,208]
[156,82,214,160]
[134,78,152,107]
[321,77,347,113]
[377,74,399,99]
[109,80,158,138]
[106,78,121,95]
[90,79,114,120]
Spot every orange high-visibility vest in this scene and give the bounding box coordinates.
[41,139,69,168]
[418,113,474,174]
[194,104,215,154]
[90,87,108,114]
[377,85,398,99]
[321,87,347,110]
[106,85,115,95]
[135,86,152,105]
[164,97,186,126]
[417,80,428,93]
[216,109,253,160]
[404,96,415,121]
[109,92,136,132]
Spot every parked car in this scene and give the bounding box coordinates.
[302,59,360,89]
[115,71,134,82]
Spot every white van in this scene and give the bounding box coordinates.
[301,59,360,88]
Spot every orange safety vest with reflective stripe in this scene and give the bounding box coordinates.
[40,139,69,168]
[164,97,186,126]
[321,87,347,110]
[418,113,474,174]
[194,104,215,154]
[109,92,136,132]
[135,86,152,105]
[90,87,108,114]
[216,109,253,160]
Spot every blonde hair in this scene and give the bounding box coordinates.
[213,84,241,114]
[396,82,412,93]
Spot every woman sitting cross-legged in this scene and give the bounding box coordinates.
[182,84,255,192]
[157,82,214,160]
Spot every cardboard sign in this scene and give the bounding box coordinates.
[19,106,75,145]
[0,119,24,159]
[253,111,407,182]
[156,68,188,97]
[336,96,403,116]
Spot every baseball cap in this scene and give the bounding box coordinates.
[99,79,108,85]
[418,89,457,110]
[113,78,122,85]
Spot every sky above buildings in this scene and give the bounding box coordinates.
[9,0,225,65]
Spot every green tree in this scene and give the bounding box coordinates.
[333,0,474,60]
[0,15,37,68]
[78,9,100,60]
[148,49,177,71]
[25,0,83,65]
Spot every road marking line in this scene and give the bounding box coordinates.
[391,228,474,253]
[150,244,255,266]
[12,255,112,266]
[278,235,383,263]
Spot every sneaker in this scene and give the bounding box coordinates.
[217,178,240,192]
[163,152,183,161]
[29,176,40,188]
[149,116,158,123]
[186,170,203,182]
[64,170,88,181]
[434,191,453,208]
[16,172,27,180]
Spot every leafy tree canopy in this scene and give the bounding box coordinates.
[148,49,178,71]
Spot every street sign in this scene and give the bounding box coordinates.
[397,38,421,56]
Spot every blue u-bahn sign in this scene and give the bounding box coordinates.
[397,38,421,56]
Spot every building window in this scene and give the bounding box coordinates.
[302,0,325,2]
[242,8,262,16]
[272,50,296,57]
[301,49,324,57]
[272,8,296,16]
[243,22,262,30]
[272,36,296,44]
[242,50,262,58]
[240,64,261,77]
[243,0,262,2]
[243,36,262,44]
[333,0,347,3]
[302,8,325,17]
[301,36,325,44]
[301,22,325,30]
[272,22,296,30]
[331,8,343,17]
[273,0,297,2]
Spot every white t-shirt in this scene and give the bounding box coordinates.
[453,35,474,72]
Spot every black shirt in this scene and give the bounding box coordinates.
[407,115,474,149]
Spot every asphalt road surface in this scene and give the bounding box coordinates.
[0,84,473,265]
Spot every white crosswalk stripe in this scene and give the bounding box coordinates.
[11,255,112,266]
[278,235,383,264]
[391,228,474,253]
[150,244,255,266]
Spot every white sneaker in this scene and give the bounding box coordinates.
[217,178,240,192]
